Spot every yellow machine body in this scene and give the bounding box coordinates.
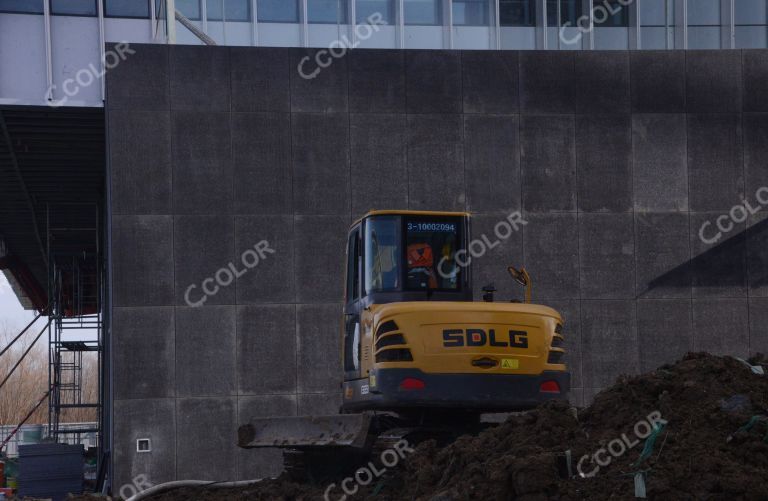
[340,210,569,413]
[363,301,563,375]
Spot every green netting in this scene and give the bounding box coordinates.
[633,422,667,468]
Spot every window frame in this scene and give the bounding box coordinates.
[356,0,395,25]
[500,0,536,27]
[257,0,300,23]
[175,0,202,20]
[639,0,672,27]
[206,0,251,21]
[685,0,721,27]
[0,0,44,14]
[546,0,584,27]
[404,0,443,26]
[103,0,151,19]
[50,0,98,17]
[593,0,629,27]
[452,0,492,26]
[734,0,768,26]
[307,0,349,24]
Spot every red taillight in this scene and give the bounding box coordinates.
[399,378,425,391]
[540,380,560,393]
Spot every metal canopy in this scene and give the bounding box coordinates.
[0,105,104,311]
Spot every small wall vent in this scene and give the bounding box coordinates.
[136,438,151,453]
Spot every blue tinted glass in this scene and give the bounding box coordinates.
[207,0,250,20]
[51,0,97,15]
[0,0,43,13]
[546,0,583,26]
[735,0,767,25]
[640,26,668,48]
[176,0,201,19]
[687,0,720,25]
[688,26,721,47]
[500,0,535,27]
[364,217,401,294]
[105,0,149,18]
[640,0,667,26]
[735,26,768,47]
[452,0,490,26]
[308,0,348,23]
[594,0,628,26]
[405,0,441,25]
[257,0,299,22]
[356,0,393,24]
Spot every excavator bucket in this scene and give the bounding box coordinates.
[238,413,372,449]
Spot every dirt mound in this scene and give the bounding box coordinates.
[378,353,768,501]
[143,353,768,500]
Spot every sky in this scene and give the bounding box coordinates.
[0,274,96,342]
[0,274,37,330]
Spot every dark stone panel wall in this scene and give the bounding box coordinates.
[107,45,768,486]
[632,114,688,212]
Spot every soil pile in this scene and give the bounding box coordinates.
[144,353,768,500]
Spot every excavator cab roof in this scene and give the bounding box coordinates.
[352,210,471,227]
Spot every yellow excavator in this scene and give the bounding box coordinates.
[238,210,569,480]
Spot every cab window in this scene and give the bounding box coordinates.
[345,228,360,303]
[364,216,401,294]
[405,217,461,291]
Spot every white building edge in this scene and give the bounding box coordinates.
[1,0,767,107]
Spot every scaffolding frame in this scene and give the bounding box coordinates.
[46,203,104,467]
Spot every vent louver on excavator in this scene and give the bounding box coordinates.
[374,320,413,362]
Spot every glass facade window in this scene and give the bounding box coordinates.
[0,0,43,14]
[1,0,765,51]
[176,0,201,19]
[593,0,629,49]
[687,0,720,48]
[257,0,299,22]
[405,0,441,25]
[736,0,768,25]
[546,0,583,27]
[308,0,348,23]
[735,0,768,48]
[640,0,668,26]
[500,0,535,26]
[104,0,149,18]
[50,0,97,16]
[687,0,720,26]
[593,0,628,27]
[357,0,394,24]
[452,0,490,26]
[640,0,672,49]
[206,0,250,21]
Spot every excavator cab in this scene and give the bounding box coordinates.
[347,212,471,303]
[343,212,471,380]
